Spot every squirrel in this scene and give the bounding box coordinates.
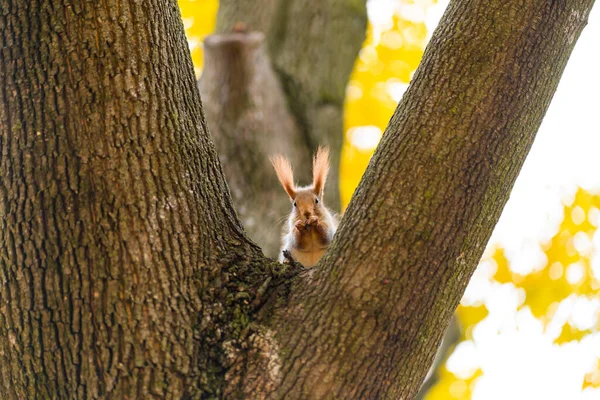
[270,146,338,267]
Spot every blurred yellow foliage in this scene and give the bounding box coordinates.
[179,1,599,398]
[491,247,512,284]
[428,189,600,399]
[427,367,483,400]
[456,305,488,341]
[341,9,432,207]
[555,322,591,344]
[585,360,600,389]
[179,0,219,77]
[512,190,600,320]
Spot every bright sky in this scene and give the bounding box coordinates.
[492,5,600,266]
[365,1,600,398]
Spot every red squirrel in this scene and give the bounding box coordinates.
[270,147,338,267]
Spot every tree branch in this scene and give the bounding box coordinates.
[416,315,461,399]
[262,0,597,398]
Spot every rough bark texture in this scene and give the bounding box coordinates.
[415,316,461,399]
[212,0,368,212]
[0,0,258,398]
[251,0,596,399]
[199,33,311,257]
[1,0,596,399]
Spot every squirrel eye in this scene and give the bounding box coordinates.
[293,201,297,207]
[315,197,319,204]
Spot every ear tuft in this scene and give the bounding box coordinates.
[270,155,296,199]
[312,146,330,196]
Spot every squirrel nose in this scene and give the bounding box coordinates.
[303,211,311,219]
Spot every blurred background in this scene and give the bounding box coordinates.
[180,0,600,398]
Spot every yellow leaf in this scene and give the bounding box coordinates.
[554,323,591,345]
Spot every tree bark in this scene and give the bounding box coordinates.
[0,1,258,398]
[0,0,596,399]
[255,0,596,398]
[415,316,461,399]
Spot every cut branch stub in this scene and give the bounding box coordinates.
[199,32,311,257]
[203,32,264,118]
[216,0,369,211]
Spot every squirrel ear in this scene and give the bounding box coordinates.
[270,155,296,199]
[312,146,330,196]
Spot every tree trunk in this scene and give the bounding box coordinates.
[212,0,369,211]
[0,1,257,398]
[0,0,595,399]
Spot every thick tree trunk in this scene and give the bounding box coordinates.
[0,1,258,398]
[1,0,596,399]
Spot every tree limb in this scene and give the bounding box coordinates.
[416,315,462,399]
[260,0,597,398]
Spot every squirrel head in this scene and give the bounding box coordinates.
[271,146,330,223]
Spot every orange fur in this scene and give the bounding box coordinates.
[271,147,338,267]
[312,146,330,196]
[270,155,296,199]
